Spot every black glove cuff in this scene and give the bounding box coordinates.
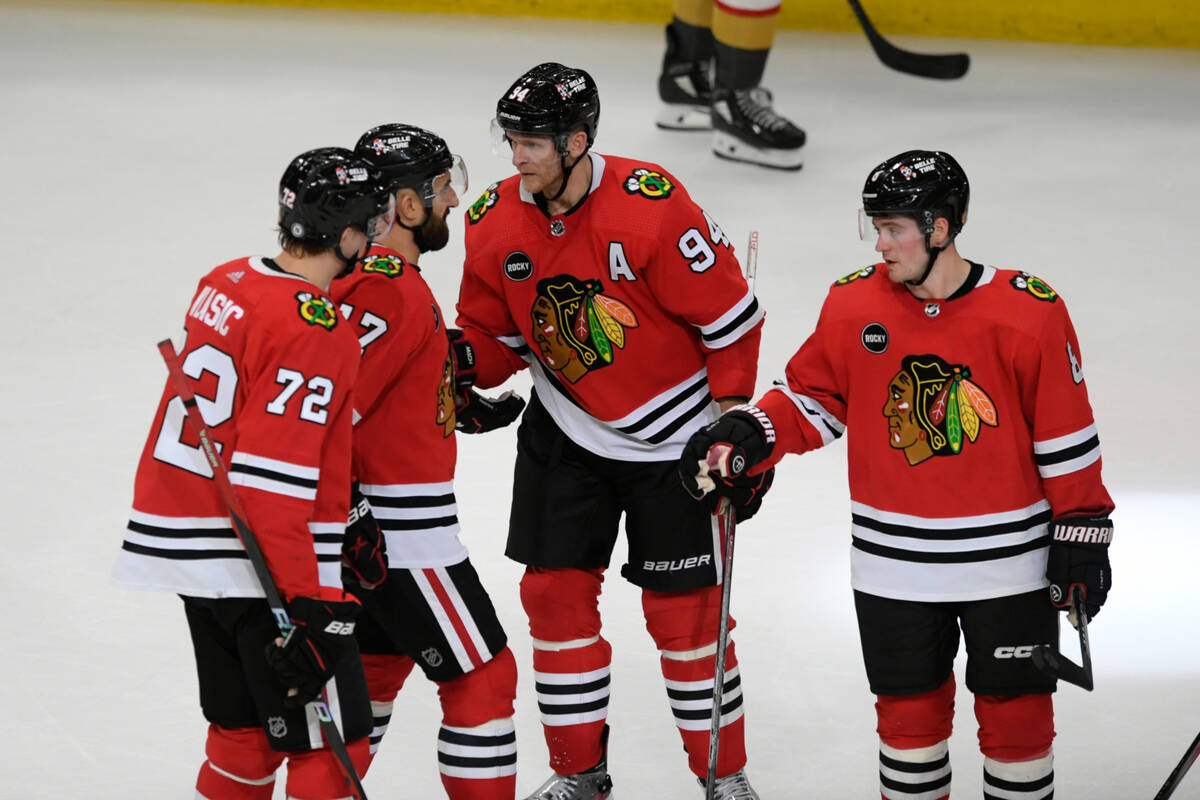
[723,405,777,467]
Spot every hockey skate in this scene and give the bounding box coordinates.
[656,25,713,130]
[698,768,761,800]
[522,725,613,800]
[522,761,613,800]
[712,87,805,170]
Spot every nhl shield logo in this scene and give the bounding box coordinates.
[421,647,444,667]
[266,716,288,739]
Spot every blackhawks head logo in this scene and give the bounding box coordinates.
[468,182,500,224]
[530,275,638,384]
[1010,271,1058,302]
[295,292,338,330]
[882,354,998,466]
[623,168,674,199]
[361,253,405,278]
[436,348,456,437]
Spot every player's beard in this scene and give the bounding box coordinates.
[415,208,451,253]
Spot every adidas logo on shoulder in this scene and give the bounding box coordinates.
[226,270,245,284]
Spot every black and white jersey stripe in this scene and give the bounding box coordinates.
[850,500,1053,601]
[116,510,342,597]
[699,286,763,350]
[1033,423,1100,479]
[360,480,468,568]
[664,665,744,732]
[770,380,846,446]
[530,366,720,460]
[229,451,319,501]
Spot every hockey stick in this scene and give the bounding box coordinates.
[1031,585,1093,691]
[1153,730,1200,800]
[705,231,759,800]
[157,339,369,800]
[845,0,970,80]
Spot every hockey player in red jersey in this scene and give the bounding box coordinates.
[453,62,771,800]
[680,150,1115,800]
[114,148,396,799]
[331,123,525,799]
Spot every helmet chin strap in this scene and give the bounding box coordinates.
[541,141,587,203]
[335,235,365,278]
[906,234,944,287]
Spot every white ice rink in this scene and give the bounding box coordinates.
[3,2,1199,797]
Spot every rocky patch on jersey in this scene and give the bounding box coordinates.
[1010,271,1058,302]
[437,349,456,437]
[468,182,500,225]
[883,354,998,466]
[531,275,638,383]
[835,265,876,286]
[361,253,405,278]
[295,292,338,330]
[623,168,674,199]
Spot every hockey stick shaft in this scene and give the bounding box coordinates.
[845,0,970,80]
[706,501,736,800]
[1154,730,1200,800]
[158,339,369,800]
[1031,584,1093,690]
[705,232,760,798]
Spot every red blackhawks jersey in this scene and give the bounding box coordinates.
[456,152,763,461]
[331,244,467,568]
[114,257,360,601]
[755,261,1114,602]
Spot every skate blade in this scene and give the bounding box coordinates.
[712,130,804,170]
[655,103,712,130]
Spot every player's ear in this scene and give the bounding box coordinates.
[933,216,951,247]
[568,129,589,159]
[395,188,423,226]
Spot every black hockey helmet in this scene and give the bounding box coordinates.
[494,62,601,153]
[354,123,467,206]
[861,150,970,239]
[278,147,394,248]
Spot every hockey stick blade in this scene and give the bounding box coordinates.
[1154,730,1200,800]
[1031,585,1093,691]
[846,0,969,80]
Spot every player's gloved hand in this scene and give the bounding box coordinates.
[455,388,526,434]
[679,406,776,522]
[265,592,361,708]
[1046,516,1112,621]
[342,483,387,589]
[447,329,478,392]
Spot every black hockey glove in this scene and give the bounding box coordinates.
[456,388,526,434]
[678,406,777,522]
[342,483,387,589]
[264,593,361,708]
[1046,516,1112,621]
[447,328,478,392]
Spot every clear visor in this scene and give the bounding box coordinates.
[858,209,924,245]
[489,119,557,159]
[489,118,513,158]
[425,154,468,205]
[365,193,396,239]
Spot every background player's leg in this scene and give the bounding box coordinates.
[437,647,519,800]
[520,567,614,799]
[358,653,416,770]
[875,678,955,800]
[195,725,284,800]
[643,586,749,785]
[710,0,806,169]
[657,0,716,130]
[975,694,1055,800]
